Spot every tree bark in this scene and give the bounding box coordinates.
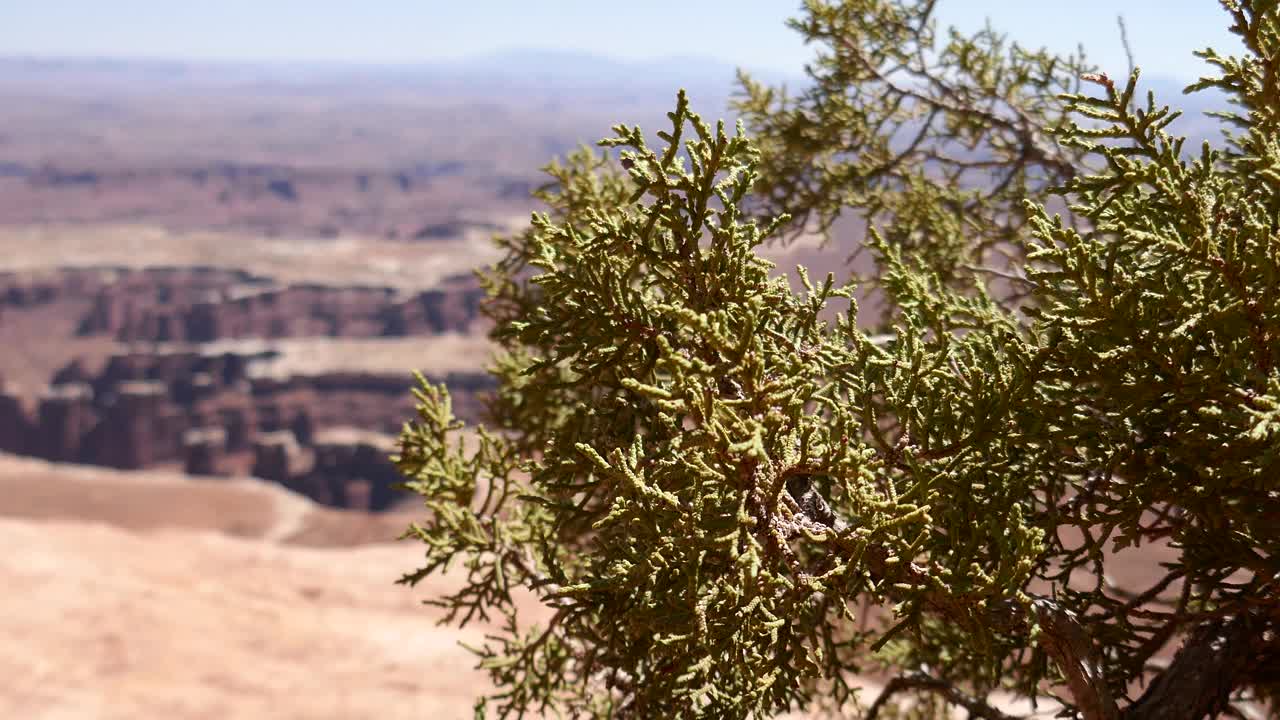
[1123,611,1277,720]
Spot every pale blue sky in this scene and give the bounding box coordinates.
[0,1,1243,81]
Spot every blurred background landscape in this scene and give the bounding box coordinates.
[0,2,1240,717]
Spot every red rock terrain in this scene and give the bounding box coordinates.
[0,265,495,510]
[0,56,1231,719]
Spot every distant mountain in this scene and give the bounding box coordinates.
[0,51,1224,112]
[0,52,1232,147]
[442,48,794,91]
[0,50,796,106]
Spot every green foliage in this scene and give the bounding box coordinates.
[733,0,1091,297]
[395,1,1280,718]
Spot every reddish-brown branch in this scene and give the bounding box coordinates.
[1123,610,1279,720]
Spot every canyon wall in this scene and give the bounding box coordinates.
[0,267,493,510]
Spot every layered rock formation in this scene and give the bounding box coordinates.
[0,383,28,454]
[259,427,404,511]
[1,266,485,344]
[73,268,483,342]
[0,266,495,510]
[0,343,491,508]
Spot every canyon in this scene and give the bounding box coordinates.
[2,49,1200,718]
[0,265,493,510]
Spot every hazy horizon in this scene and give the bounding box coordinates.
[0,2,1246,83]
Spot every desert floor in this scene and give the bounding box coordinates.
[0,453,508,719]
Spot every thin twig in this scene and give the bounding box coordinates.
[1117,15,1135,83]
[865,672,1021,720]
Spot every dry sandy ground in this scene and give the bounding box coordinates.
[2,519,494,720]
[0,453,505,719]
[0,454,425,545]
[243,333,496,379]
[0,213,863,301]
[0,222,518,292]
